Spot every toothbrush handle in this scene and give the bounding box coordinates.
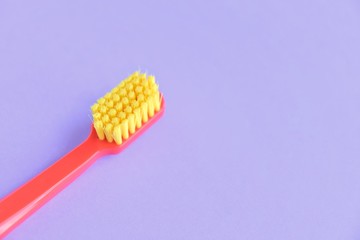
[0,137,101,238]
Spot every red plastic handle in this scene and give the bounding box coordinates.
[0,135,102,238]
[0,98,164,238]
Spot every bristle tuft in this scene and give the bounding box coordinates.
[91,71,161,144]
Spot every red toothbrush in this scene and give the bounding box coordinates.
[0,72,165,238]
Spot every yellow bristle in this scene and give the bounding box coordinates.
[113,126,122,144]
[118,111,126,121]
[91,104,99,113]
[131,100,139,109]
[121,97,129,106]
[102,115,110,123]
[128,114,136,134]
[106,100,114,108]
[142,80,149,88]
[141,102,148,122]
[135,86,143,94]
[119,81,126,88]
[94,121,105,140]
[100,106,107,114]
[151,83,158,93]
[137,94,145,102]
[97,98,106,105]
[121,119,129,139]
[104,93,112,99]
[126,83,134,91]
[153,92,160,111]
[104,124,114,142]
[147,96,155,117]
[91,71,161,145]
[140,73,146,82]
[112,94,120,102]
[93,113,101,121]
[111,118,120,125]
[108,109,117,117]
[134,108,142,128]
[133,78,140,85]
[115,102,123,111]
[148,75,155,85]
[143,89,151,97]
[124,106,132,115]
[128,91,136,100]
[132,71,140,78]
[111,86,119,93]
[119,89,127,97]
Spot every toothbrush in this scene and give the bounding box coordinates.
[0,71,165,238]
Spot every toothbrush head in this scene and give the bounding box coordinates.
[90,71,164,152]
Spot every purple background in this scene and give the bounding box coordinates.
[1,0,360,239]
